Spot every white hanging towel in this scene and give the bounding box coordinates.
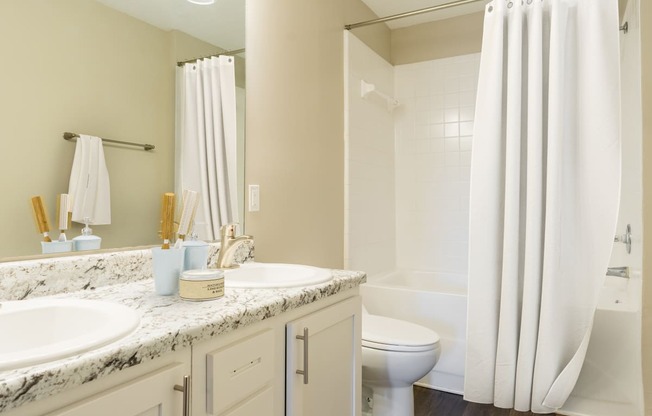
[68,135,111,225]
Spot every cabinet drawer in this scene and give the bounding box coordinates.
[207,329,274,414]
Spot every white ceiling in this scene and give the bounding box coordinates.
[359,0,487,29]
[95,0,245,51]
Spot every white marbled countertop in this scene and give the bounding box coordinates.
[0,268,366,413]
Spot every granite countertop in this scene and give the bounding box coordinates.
[0,268,366,413]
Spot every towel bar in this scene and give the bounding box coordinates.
[63,132,155,151]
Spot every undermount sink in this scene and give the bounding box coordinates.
[0,298,140,371]
[223,262,333,288]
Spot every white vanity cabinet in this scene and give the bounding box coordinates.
[2,350,192,416]
[191,291,361,416]
[2,290,361,416]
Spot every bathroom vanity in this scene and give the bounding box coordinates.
[0,248,365,416]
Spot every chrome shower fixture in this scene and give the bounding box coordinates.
[614,224,632,254]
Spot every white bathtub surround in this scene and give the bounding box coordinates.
[465,1,621,413]
[610,0,643,273]
[344,32,396,276]
[394,55,478,276]
[345,34,479,279]
[0,241,254,301]
[345,32,478,396]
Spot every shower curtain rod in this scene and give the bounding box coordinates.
[345,0,485,30]
[176,48,245,67]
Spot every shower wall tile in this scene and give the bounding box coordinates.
[344,33,396,275]
[346,41,480,277]
[394,54,480,275]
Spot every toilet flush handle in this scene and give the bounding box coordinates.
[296,327,309,384]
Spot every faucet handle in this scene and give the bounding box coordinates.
[220,223,239,239]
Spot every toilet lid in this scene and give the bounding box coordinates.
[362,314,440,352]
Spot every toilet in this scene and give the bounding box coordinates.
[361,307,441,416]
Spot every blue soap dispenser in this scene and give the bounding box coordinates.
[182,233,209,271]
[73,217,102,251]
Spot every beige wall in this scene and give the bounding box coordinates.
[641,0,652,412]
[245,0,389,268]
[344,1,391,62]
[391,12,484,65]
[245,0,345,268]
[0,0,229,259]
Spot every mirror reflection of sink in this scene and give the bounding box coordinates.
[0,298,140,371]
[223,263,333,288]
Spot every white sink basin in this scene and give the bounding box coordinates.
[0,298,140,371]
[224,263,333,288]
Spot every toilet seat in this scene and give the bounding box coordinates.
[362,314,440,352]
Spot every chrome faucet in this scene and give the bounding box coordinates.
[607,266,629,278]
[215,223,253,269]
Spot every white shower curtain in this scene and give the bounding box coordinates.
[464,0,620,413]
[177,56,238,241]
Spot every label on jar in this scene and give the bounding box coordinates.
[179,277,224,301]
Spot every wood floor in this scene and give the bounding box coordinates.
[414,386,560,416]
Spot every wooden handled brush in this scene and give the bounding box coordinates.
[56,194,70,241]
[160,193,175,249]
[31,196,52,242]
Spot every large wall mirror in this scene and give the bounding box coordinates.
[0,0,245,261]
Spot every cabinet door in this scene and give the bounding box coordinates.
[49,362,188,416]
[286,296,361,416]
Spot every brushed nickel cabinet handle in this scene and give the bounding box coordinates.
[295,327,309,384]
[174,375,191,416]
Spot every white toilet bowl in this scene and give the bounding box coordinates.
[361,313,440,416]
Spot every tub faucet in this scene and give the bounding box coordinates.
[216,223,253,269]
[607,266,629,278]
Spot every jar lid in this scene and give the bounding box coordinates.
[181,269,224,281]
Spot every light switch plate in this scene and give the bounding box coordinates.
[248,185,260,212]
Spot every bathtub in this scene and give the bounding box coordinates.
[360,270,468,394]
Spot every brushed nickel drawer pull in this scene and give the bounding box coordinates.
[174,375,191,416]
[295,327,309,384]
